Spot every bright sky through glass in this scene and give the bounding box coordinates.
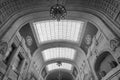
[33,20,84,43]
[47,62,72,71]
[42,47,76,61]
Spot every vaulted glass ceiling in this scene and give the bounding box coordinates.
[42,47,76,61]
[33,20,84,71]
[33,20,84,44]
[46,62,72,71]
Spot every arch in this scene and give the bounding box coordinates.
[1,10,117,42]
[0,0,120,39]
[0,1,119,80]
[40,59,78,73]
[1,10,117,80]
[46,70,74,80]
[94,51,118,79]
[1,10,116,58]
[94,51,110,73]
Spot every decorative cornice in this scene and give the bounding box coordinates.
[0,0,120,36]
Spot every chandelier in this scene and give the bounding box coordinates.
[57,61,62,80]
[50,0,67,21]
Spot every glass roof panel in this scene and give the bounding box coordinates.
[42,47,76,61]
[33,20,84,43]
[46,62,72,71]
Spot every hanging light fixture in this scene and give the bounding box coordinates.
[50,0,67,21]
[57,61,62,80]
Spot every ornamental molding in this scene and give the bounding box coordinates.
[0,0,120,40]
[0,0,119,29]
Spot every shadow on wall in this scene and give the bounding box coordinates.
[94,51,118,80]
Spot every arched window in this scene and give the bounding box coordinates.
[94,51,118,79]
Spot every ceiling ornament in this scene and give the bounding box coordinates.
[50,0,67,21]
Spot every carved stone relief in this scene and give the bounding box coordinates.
[0,41,8,55]
[110,38,120,51]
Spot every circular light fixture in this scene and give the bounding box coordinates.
[50,4,67,21]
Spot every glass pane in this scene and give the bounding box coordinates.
[47,62,72,71]
[42,47,76,61]
[33,20,84,43]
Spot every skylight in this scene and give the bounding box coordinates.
[33,20,84,43]
[42,47,76,61]
[46,62,72,71]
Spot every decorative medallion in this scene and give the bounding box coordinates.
[26,36,33,46]
[85,34,92,45]
[0,41,8,55]
[110,38,120,51]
